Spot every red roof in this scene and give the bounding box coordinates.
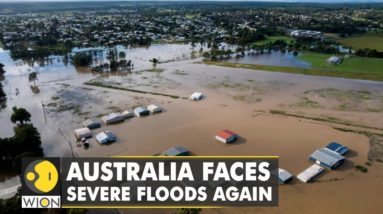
[216,130,237,139]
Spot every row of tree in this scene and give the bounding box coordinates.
[0,63,6,108]
[355,48,383,58]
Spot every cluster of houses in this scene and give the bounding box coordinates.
[0,11,218,49]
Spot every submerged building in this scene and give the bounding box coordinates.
[309,148,345,170]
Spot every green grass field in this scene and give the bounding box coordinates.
[337,34,383,51]
[201,52,383,81]
[253,36,295,46]
[298,52,383,75]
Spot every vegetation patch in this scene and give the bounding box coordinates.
[291,97,321,108]
[253,36,294,46]
[141,68,165,73]
[269,109,383,131]
[355,165,368,173]
[85,80,184,99]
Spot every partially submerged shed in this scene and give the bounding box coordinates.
[326,142,349,155]
[215,130,237,144]
[147,104,163,114]
[190,92,203,101]
[96,131,117,144]
[74,127,92,140]
[101,113,125,124]
[82,119,101,129]
[278,168,293,184]
[121,110,134,119]
[134,106,150,117]
[309,148,345,170]
[162,147,189,156]
[297,164,324,183]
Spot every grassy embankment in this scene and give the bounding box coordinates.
[253,36,295,45]
[202,52,383,81]
[337,33,383,51]
[84,80,185,99]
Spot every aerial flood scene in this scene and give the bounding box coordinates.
[0,1,383,214]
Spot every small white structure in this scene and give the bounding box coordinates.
[101,112,125,124]
[297,164,324,183]
[95,130,117,144]
[147,104,163,114]
[74,127,92,140]
[121,110,134,118]
[215,130,237,144]
[327,56,342,65]
[189,92,203,101]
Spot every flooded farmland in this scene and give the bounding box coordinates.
[1,43,383,213]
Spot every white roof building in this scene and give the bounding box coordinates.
[121,110,134,118]
[74,127,92,140]
[297,164,324,183]
[101,112,125,124]
[190,92,203,101]
[147,104,163,114]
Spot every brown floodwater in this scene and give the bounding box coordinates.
[1,44,383,213]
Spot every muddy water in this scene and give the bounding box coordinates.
[1,43,383,213]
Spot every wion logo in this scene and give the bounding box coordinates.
[21,158,61,208]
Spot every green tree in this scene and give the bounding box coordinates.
[0,82,6,108]
[13,124,43,158]
[0,63,5,76]
[119,51,126,59]
[72,53,93,66]
[28,72,38,86]
[10,106,31,125]
[150,58,159,66]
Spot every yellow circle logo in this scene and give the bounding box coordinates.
[24,160,59,193]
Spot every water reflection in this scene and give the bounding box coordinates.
[225,50,311,68]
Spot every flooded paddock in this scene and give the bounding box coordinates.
[1,43,383,213]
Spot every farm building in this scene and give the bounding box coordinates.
[309,148,345,170]
[297,164,324,183]
[190,92,203,101]
[82,119,101,129]
[96,131,117,144]
[326,142,349,155]
[327,56,342,65]
[74,127,92,140]
[278,168,293,184]
[134,106,150,117]
[215,130,237,144]
[162,146,190,156]
[101,113,125,124]
[121,110,134,118]
[147,104,163,114]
